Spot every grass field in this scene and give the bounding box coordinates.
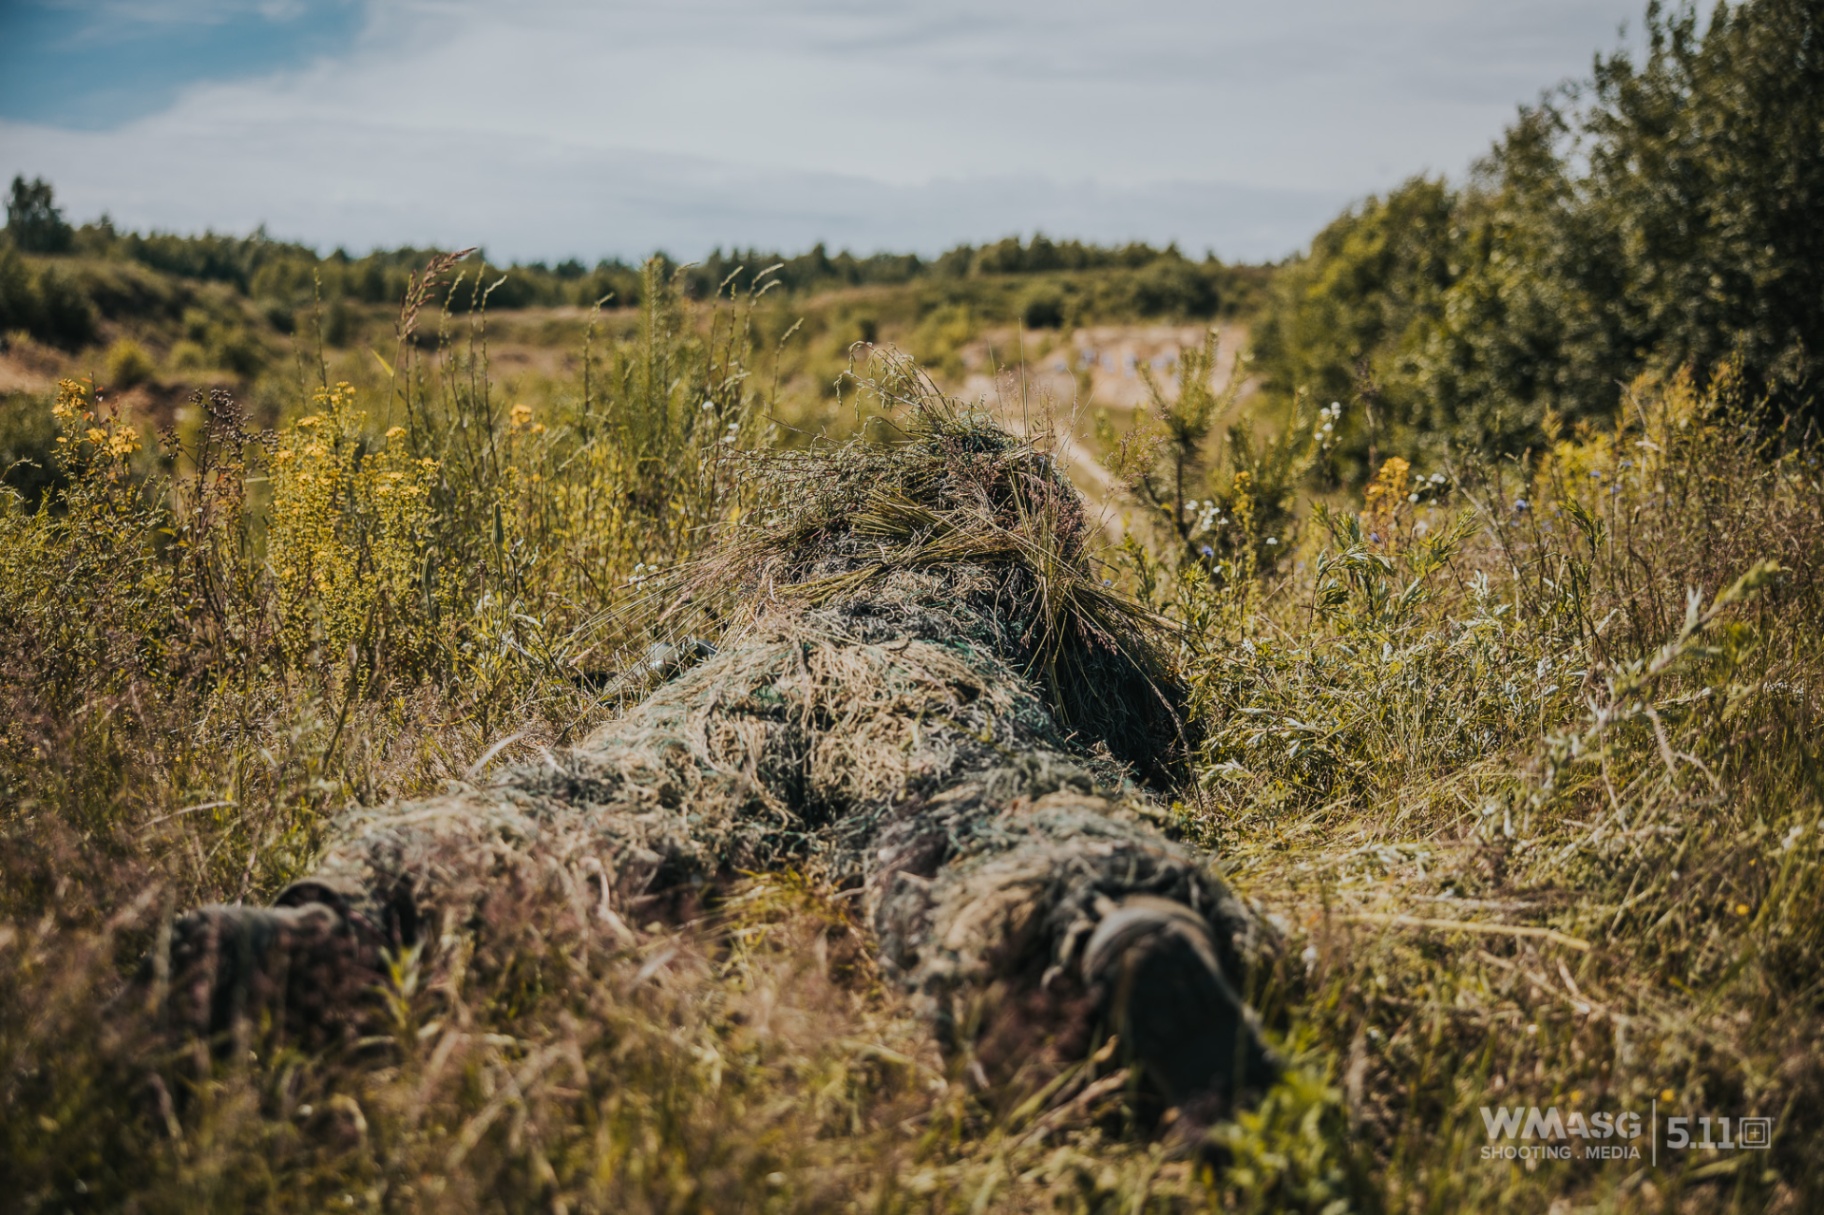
[1,234,1819,1210]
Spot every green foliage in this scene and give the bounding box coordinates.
[20,194,1265,336]
[104,338,157,390]
[0,252,770,912]
[1568,0,1824,403]
[0,245,99,349]
[1163,366,1824,1209]
[2,274,1823,1210]
[175,302,268,377]
[1207,1060,1364,1214]
[5,175,73,255]
[1020,287,1065,330]
[1256,0,1824,466]
[368,257,773,733]
[0,390,65,509]
[0,183,1274,416]
[1102,329,1313,579]
[692,234,1262,319]
[266,382,439,677]
[1251,178,1455,472]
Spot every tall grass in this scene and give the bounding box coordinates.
[0,250,1819,1215]
[1154,367,1824,1212]
[0,256,772,919]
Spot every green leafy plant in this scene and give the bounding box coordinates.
[1256,0,1824,463]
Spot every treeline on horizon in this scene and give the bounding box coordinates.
[7,0,1817,489]
[1254,0,1823,476]
[0,180,1264,353]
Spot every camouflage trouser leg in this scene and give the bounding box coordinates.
[870,787,1280,1114]
[161,756,772,1044]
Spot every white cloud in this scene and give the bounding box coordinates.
[44,0,313,30]
[0,0,1647,260]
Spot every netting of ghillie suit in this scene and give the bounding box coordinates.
[164,392,1281,1118]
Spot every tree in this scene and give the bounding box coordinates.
[5,176,74,255]
[1257,0,1824,463]
[1576,0,1824,408]
[1252,177,1456,466]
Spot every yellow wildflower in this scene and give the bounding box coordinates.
[1362,456,1411,546]
[52,378,92,426]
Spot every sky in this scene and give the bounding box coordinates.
[0,0,1649,264]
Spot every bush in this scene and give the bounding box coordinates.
[103,339,155,390]
[167,339,207,371]
[1020,288,1065,330]
[0,389,64,509]
[321,297,350,346]
[1256,0,1824,464]
[0,247,98,350]
[0,248,32,334]
[32,266,98,349]
[1101,329,1311,577]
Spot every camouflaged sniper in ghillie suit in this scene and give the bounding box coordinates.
[164,399,1282,1118]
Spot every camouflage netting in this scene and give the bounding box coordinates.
[164,397,1281,1116]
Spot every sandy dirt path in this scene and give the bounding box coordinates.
[943,323,1254,534]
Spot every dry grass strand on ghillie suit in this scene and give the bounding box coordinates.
[159,382,1279,1123]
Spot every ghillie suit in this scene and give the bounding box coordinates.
[164,400,1281,1119]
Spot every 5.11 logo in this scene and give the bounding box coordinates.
[1664,1113,1773,1153]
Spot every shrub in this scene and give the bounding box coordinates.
[0,247,98,350]
[1101,329,1312,578]
[266,383,439,676]
[31,265,98,349]
[103,338,156,390]
[321,297,350,346]
[167,338,208,371]
[1257,0,1824,462]
[1020,288,1065,330]
[0,388,64,509]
